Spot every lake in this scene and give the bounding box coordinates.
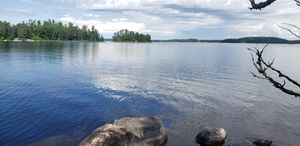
[0,42,300,146]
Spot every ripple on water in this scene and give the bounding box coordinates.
[1,42,300,146]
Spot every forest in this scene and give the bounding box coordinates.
[0,20,104,41]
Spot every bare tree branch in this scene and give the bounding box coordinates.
[249,0,277,10]
[296,0,300,6]
[278,25,300,38]
[261,58,300,88]
[248,47,300,97]
[249,0,300,10]
[248,0,300,98]
[283,23,300,30]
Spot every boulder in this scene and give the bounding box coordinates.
[80,117,167,146]
[252,139,272,146]
[195,127,227,146]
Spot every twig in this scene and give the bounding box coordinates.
[248,46,300,97]
[282,23,300,30]
[278,25,300,38]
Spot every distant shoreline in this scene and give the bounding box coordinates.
[2,36,300,44]
[152,37,300,44]
[0,39,102,42]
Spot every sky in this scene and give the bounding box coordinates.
[0,0,300,39]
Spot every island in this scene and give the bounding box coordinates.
[153,37,300,44]
[0,20,104,41]
[112,29,151,42]
[220,37,300,44]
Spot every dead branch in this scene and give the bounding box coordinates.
[296,0,300,6]
[248,46,300,97]
[249,0,300,10]
[248,0,300,98]
[282,23,300,30]
[278,23,300,39]
[278,25,300,38]
[249,0,277,10]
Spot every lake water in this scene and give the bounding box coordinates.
[1,42,300,146]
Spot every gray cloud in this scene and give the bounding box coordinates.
[163,4,238,20]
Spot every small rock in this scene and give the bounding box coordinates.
[195,127,227,146]
[80,116,167,146]
[252,139,272,146]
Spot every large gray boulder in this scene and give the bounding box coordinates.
[195,127,227,146]
[80,117,167,146]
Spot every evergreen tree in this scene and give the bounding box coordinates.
[112,29,151,42]
[0,20,104,41]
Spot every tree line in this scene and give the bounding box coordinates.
[0,20,104,41]
[112,29,151,42]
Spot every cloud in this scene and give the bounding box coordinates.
[76,0,226,38]
[76,0,242,10]
[84,13,100,18]
[0,8,33,16]
[3,0,300,39]
[19,0,35,4]
[67,0,300,39]
[60,15,145,33]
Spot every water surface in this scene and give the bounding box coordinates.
[1,42,300,146]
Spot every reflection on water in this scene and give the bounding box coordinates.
[0,42,300,146]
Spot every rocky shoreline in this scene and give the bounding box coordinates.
[80,117,167,146]
[80,116,272,146]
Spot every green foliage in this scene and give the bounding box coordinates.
[0,20,104,41]
[31,35,42,40]
[112,29,151,42]
[0,21,11,40]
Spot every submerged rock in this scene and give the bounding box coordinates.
[195,127,227,146]
[80,116,167,146]
[252,139,272,146]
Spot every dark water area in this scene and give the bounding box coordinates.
[0,41,300,146]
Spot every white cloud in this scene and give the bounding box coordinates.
[0,8,33,15]
[76,0,241,10]
[60,15,145,33]
[19,0,35,4]
[84,13,100,18]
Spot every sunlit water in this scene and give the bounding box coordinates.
[1,42,300,146]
